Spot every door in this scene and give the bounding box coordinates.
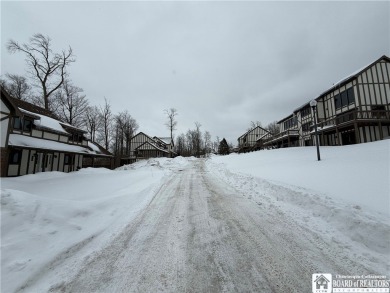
[34,152,44,173]
[341,131,356,145]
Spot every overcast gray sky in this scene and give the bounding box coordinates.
[1,1,389,145]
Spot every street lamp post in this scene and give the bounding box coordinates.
[310,99,321,161]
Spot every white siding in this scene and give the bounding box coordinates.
[19,149,29,175]
[1,119,9,147]
[59,153,64,172]
[43,132,58,141]
[1,99,10,114]
[8,164,18,176]
[59,135,68,142]
[32,129,42,138]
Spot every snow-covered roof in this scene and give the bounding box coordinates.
[8,134,109,156]
[238,126,269,140]
[155,137,171,145]
[315,55,390,100]
[19,108,70,135]
[277,113,294,124]
[136,141,169,153]
[293,101,311,113]
[87,141,112,156]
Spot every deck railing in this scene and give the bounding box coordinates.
[263,129,299,144]
[249,109,390,148]
[314,110,390,131]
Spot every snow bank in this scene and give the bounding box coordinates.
[210,140,390,216]
[117,156,190,171]
[206,141,390,274]
[1,163,169,293]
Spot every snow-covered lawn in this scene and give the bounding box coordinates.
[206,140,390,275]
[209,140,389,216]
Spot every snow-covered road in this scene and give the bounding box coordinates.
[48,159,379,293]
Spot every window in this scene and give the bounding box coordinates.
[302,122,311,132]
[13,117,33,132]
[301,107,311,117]
[335,88,355,109]
[335,95,341,109]
[70,133,84,143]
[9,150,22,164]
[284,117,297,130]
[347,87,355,104]
[23,119,32,132]
[13,117,22,130]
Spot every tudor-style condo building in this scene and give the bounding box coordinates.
[313,55,390,146]
[118,132,174,165]
[259,55,390,149]
[0,88,112,177]
[237,126,272,152]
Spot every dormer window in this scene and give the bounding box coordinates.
[23,119,32,132]
[13,117,22,130]
[70,132,83,143]
[13,116,32,132]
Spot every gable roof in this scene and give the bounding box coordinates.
[154,136,172,145]
[316,55,390,100]
[2,88,86,135]
[9,95,54,118]
[87,140,113,156]
[135,141,169,153]
[1,87,23,116]
[238,126,270,140]
[131,131,154,141]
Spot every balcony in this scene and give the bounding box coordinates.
[313,109,390,132]
[263,129,299,145]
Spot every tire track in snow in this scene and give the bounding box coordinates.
[51,159,374,292]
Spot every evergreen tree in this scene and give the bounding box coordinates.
[218,138,230,155]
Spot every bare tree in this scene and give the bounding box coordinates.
[7,33,75,110]
[203,131,212,157]
[247,120,262,131]
[98,98,113,150]
[164,108,178,143]
[194,122,202,158]
[0,74,31,100]
[175,133,186,156]
[266,121,280,134]
[186,129,196,156]
[212,136,220,154]
[114,110,138,156]
[53,80,89,128]
[84,105,101,142]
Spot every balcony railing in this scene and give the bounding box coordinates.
[263,129,299,144]
[313,109,390,131]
